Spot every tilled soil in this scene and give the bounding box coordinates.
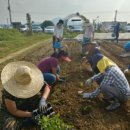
[0,40,130,130]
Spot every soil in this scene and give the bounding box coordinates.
[0,39,130,130]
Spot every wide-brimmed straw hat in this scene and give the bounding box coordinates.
[1,61,44,99]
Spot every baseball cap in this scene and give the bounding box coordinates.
[58,50,71,62]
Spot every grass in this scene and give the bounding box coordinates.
[64,28,82,39]
[0,29,52,58]
[0,28,80,58]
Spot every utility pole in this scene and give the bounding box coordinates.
[8,0,12,24]
[26,13,32,35]
[114,10,117,22]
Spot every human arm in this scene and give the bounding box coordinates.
[83,87,101,98]
[5,99,32,118]
[53,36,56,43]
[60,26,64,39]
[92,31,94,40]
[40,82,51,100]
[85,73,104,87]
[91,72,104,81]
[39,82,51,113]
[52,67,60,81]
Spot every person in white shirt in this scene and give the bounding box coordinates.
[81,23,94,56]
[53,19,64,52]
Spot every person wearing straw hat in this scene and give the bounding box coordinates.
[37,50,71,86]
[82,42,130,111]
[0,61,51,129]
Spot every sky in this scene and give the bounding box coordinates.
[0,0,130,24]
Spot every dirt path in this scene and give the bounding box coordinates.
[0,39,51,64]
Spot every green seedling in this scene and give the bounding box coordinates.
[55,88,62,93]
[79,64,85,79]
[79,81,84,87]
[38,113,74,130]
[51,99,65,105]
[81,105,92,115]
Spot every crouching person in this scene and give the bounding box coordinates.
[83,56,130,111]
[37,50,71,86]
[0,61,51,130]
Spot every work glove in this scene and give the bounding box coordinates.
[124,69,129,73]
[82,92,91,99]
[58,77,65,82]
[39,97,47,114]
[85,78,93,87]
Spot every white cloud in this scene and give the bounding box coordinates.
[0,0,130,24]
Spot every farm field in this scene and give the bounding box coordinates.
[0,39,130,130]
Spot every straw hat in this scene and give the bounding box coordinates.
[1,61,44,99]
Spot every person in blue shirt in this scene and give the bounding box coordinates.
[123,41,130,73]
[124,41,130,52]
[113,22,120,43]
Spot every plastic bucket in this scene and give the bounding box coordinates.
[53,41,62,49]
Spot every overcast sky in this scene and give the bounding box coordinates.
[0,0,130,24]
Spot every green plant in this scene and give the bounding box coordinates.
[79,64,84,79]
[81,105,92,115]
[38,114,73,130]
[79,81,83,87]
[0,29,51,58]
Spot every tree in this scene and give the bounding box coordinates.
[41,20,54,30]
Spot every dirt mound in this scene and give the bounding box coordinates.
[0,40,130,130]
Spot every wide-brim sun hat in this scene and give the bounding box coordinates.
[1,61,44,99]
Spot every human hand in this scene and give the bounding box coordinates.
[85,78,93,87]
[58,77,65,82]
[58,79,65,82]
[82,93,91,99]
[124,69,129,73]
[81,56,87,63]
[39,97,47,114]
